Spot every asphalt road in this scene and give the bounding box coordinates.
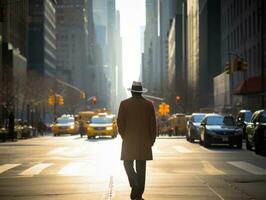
[0,135,266,200]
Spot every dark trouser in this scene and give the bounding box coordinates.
[123,160,146,199]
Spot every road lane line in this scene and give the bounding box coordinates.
[227,161,266,175]
[47,147,68,155]
[201,161,226,175]
[58,162,89,176]
[174,146,193,153]
[152,147,160,154]
[102,176,114,200]
[20,163,53,176]
[0,164,21,174]
[199,146,213,152]
[207,185,225,200]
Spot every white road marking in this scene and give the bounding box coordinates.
[0,164,21,174]
[207,185,225,200]
[20,163,53,176]
[174,146,193,153]
[152,147,160,154]
[201,161,226,175]
[58,162,89,176]
[199,146,213,152]
[47,147,68,155]
[227,161,266,175]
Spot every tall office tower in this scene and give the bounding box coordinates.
[28,0,57,76]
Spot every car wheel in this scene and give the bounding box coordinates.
[190,137,194,143]
[199,136,203,145]
[246,138,252,150]
[255,140,262,155]
[186,132,189,141]
[203,134,210,148]
[236,142,242,149]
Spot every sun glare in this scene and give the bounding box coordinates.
[116,0,146,90]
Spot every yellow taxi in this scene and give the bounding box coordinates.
[171,113,187,136]
[86,113,117,139]
[77,111,96,137]
[52,115,78,136]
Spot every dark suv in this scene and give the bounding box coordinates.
[236,110,252,139]
[246,110,266,154]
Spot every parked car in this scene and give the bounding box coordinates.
[86,113,118,139]
[186,113,206,142]
[0,127,8,142]
[246,110,266,154]
[199,114,242,148]
[236,110,253,139]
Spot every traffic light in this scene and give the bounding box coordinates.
[57,95,64,106]
[92,96,97,105]
[159,103,170,116]
[48,95,55,106]
[225,62,231,74]
[80,91,86,99]
[176,96,180,103]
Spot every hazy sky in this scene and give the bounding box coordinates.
[116,0,146,90]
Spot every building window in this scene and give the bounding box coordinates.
[240,23,243,42]
[257,7,260,33]
[245,18,248,41]
[253,12,256,36]
[240,0,242,14]
[249,15,251,38]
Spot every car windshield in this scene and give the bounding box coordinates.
[192,115,205,122]
[91,117,113,124]
[260,112,266,123]
[206,116,224,125]
[244,112,252,122]
[56,118,74,124]
[223,116,235,126]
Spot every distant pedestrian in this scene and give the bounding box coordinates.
[117,81,157,200]
[8,111,15,141]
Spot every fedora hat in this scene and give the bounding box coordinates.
[127,81,148,93]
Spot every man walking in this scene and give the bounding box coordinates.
[117,81,157,200]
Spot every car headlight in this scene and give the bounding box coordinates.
[106,127,113,130]
[70,125,74,129]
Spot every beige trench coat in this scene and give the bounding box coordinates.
[117,96,157,160]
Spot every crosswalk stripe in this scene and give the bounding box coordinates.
[0,164,21,174]
[58,162,89,176]
[20,163,53,176]
[201,161,226,175]
[227,161,266,175]
[174,146,193,153]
